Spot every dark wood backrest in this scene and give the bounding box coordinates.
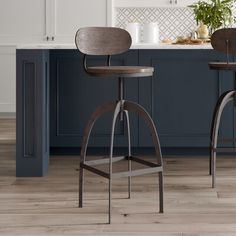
[75,27,132,55]
[211,28,236,54]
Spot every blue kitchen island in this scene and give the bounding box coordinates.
[16,44,234,176]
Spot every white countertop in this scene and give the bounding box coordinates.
[16,44,77,49]
[131,43,212,49]
[16,43,213,50]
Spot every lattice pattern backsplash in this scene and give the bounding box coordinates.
[115,7,236,41]
[116,7,196,41]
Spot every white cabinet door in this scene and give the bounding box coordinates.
[176,0,196,7]
[50,0,107,43]
[111,0,173,7]
[0,0,107,113]
[109,0,195,8]
[153,0,196,7]
[0,0,47,44]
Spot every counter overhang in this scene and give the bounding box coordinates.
[16,43,213,50]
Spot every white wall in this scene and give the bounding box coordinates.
[0,0,47,113]
[0,0,107,113]
[0,46,15,113]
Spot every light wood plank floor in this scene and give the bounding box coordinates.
[1,119,236,235]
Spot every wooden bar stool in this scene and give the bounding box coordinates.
[75,27,163,223]
[209,28,236,188]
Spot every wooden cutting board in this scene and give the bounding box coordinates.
[173,38,210,45]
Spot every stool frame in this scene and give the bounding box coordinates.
[209,28,236,188]
[75,27,164,223]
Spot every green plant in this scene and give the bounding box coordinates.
[189,0,236,32]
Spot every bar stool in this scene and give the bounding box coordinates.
[209,28,236,188]
[75,27,163,223]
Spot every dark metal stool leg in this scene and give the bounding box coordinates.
[124,110,132,199]
[209,150,212,176]
[211,150,216,188]
[209,91,228,176]
[210,90,235,188]
[158,172,164,213]
[79,166,84,208]
[108,101,122,224]
[79,101,117,208]
[124,100,164,213]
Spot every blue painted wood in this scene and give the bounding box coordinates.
[138,49,234,147]
[50,49,235,149]
[16,48,236,176]
[16,50,49,176]
[49,50,139,148]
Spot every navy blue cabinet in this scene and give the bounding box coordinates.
[17,48,236,176]
[16,50,49,176]
[138,50,234,147]
[49,49,235,149]
[50,50,139,148]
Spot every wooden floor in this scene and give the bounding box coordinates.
[1,120,236,235]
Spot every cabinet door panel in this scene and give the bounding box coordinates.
[111,0,195,7]
[177,0,196,6]
[50,50,139,147]
[52,0,107,42]
[139,50,233,147]
[0,0,46,43]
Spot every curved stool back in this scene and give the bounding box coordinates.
[211,28,236,55]
[75,27,131,55]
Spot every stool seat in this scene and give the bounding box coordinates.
[209,62,236,71]
[86,66,154,77]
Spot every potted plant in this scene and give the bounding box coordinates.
[189,0,236,36]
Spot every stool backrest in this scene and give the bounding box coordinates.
[75,27,132,56]
[211,28,236,54]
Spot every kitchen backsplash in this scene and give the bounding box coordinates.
[115,7,236,41]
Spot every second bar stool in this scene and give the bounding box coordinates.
[75,27,163,224]
[209,28,236,188]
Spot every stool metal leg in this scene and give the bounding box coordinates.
[79,164,84,208]
[79,101,117,208]
[209,149,212,176]
[210,90,235,188]
[211,149,216,188]
[209,91,229,176]
[109,101,122,224]
[158,172,164,213]
[124,110,132,199]
[209,94,223,176]
[124,100,164,213]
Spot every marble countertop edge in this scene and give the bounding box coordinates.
[15,43,213,50]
